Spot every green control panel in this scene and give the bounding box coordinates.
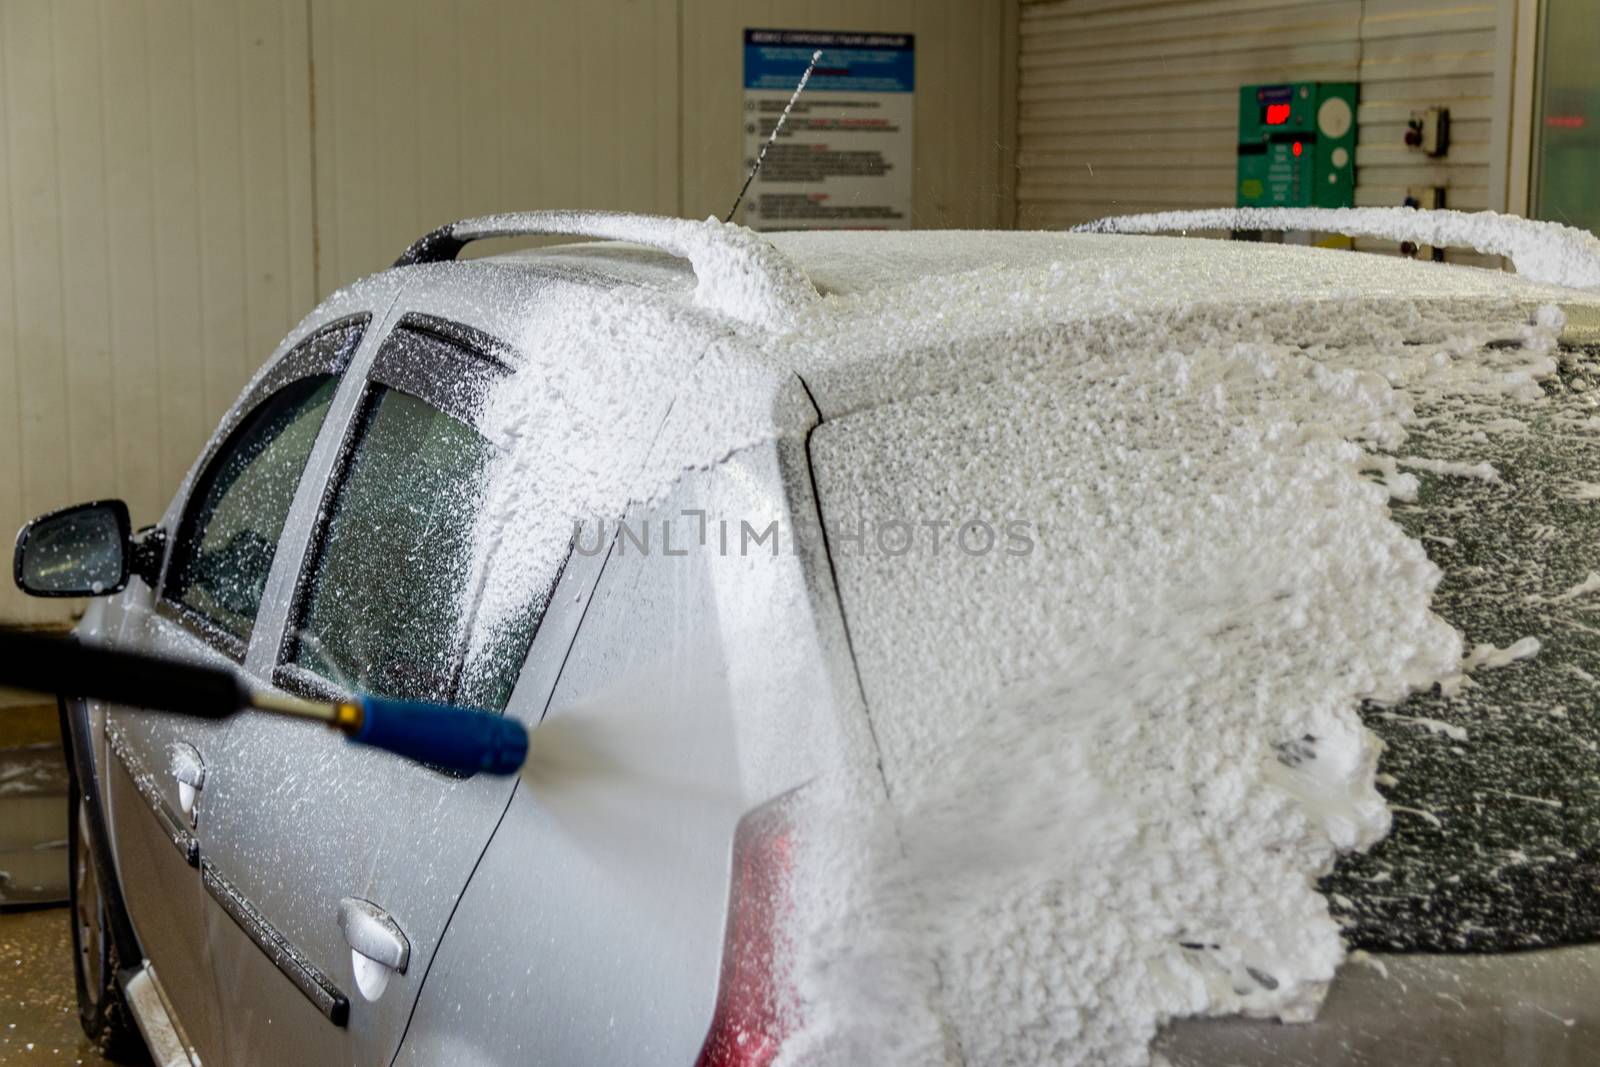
[1237,82,1357,208]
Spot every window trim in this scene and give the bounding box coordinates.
[188,314,372,498]
[154,314,369,660]
[153,599,251,663]
[368,313,515,429]
[394,311,516,373]
[274,315,517,703]
[269,662,352,705]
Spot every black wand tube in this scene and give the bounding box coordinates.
[0,628,247,719]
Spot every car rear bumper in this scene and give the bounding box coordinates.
[1156,944,1600,1066]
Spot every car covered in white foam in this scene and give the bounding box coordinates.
[18,208,1600,1066]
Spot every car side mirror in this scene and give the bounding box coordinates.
[14,500,133,597]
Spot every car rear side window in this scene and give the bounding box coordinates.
[281,319,549,713]
[162,374,341,650]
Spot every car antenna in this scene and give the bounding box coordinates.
[725,48,822,224]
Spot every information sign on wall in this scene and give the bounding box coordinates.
[741,29,915,230]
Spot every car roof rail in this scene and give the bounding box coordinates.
[393,210,818,329]
[1073,207,1600,291]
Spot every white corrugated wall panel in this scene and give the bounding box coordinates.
[308,0,682,293]
[0,0,315,627]
[1017,0,1505,264]
[313,1,1009,286]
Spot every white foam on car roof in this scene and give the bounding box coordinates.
[457,277,786,674]
[770,258,1576,1065]
[456,220,1597,1066]
[451,210,819,329]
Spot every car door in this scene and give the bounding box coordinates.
[101,312,371,1065]
[194,308,579,1065]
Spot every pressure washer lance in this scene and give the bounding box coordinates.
[0,629,527,775]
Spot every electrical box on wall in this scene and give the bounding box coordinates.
[1237,82,1358,209]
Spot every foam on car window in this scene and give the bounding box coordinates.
[164,375,340,643]
[288,386,536,711]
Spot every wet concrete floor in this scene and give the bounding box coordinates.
[0,907,115,1066]
[1,697,116,1066]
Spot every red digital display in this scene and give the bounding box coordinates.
[1265,103,1292,126]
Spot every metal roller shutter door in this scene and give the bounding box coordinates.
[1017,0,1503,265]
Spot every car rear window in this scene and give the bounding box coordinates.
[1323,354,1600,952]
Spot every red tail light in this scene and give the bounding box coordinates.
[695,798,795,1067]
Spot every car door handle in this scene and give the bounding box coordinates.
[168,742,205,826]
[338,897,410,1002]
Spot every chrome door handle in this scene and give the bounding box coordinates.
[338,897,410,1001]
[168,742,205,826]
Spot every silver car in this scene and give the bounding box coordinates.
[15,210,1600,1066]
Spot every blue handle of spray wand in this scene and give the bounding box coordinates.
[348,695,528,776]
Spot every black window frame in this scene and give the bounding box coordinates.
[154,314,369,661]
[271,314,529,705]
